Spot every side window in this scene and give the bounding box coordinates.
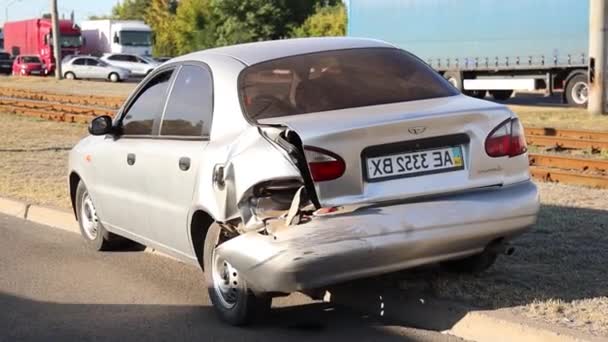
[108,55,120,61]
[127,55,139,62]
[121,70,173,136]
[160,65,213,137]
[86,59,99,66]
[137,56,148,64]
[72,58,85,66]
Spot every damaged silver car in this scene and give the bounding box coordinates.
[68,37,540,325]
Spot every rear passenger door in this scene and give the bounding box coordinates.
[140,63,214,257]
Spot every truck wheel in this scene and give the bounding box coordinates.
[444,71,463,91]
[75,181,116,251]
[64,72,76,80]
[203,222,271,326]
[464,90,487,99]
[490,90,514,101]
[109,73,120,83]
[440,251,498,274]
[565,74,588,107]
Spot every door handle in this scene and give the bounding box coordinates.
[179,157,191,171]
[127,153,136,165]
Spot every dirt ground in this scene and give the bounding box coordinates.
[0,113,86,209]
[0,75,135,98]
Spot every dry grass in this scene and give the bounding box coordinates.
[0,75,135,98]
[398,182,608,337]
[0,113,86,208]
[510,104,608,131]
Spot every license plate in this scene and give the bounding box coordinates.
[365,146,464,181]
[30,70,41,75]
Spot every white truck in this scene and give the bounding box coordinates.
[81,20,153,56]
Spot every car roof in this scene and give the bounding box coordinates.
[177,37,394,66]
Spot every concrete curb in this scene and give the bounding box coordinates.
[327,277,604,342]
[0,196,178,262]
[0,196,604,342]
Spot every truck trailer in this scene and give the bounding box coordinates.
[3,19,82,74]
[347,0,589,106]
[81,20,153,56]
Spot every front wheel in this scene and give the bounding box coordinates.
[203,222,271,325]
[75,181,115,251]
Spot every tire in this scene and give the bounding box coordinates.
[440,251,498,274]
[444,71,463,91]
[109,72,120,83]
[464,90,487,99]
[64,72,76,80]
[75,181,115,251]
[490,90,514,101]
[203,222,271,326]
[565,73,588,107]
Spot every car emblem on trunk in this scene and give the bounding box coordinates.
[408,126,426,135]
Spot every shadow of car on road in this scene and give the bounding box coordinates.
[0,291,437,341]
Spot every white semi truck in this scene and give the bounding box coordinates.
[81,20,153,56]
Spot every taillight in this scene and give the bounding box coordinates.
[303,146,346,182]
[485,118,528,157]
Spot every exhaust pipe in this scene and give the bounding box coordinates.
[487,240,515,256]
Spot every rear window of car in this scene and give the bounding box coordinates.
[22,56,41,63]
[0,53,11,59]
[238,48,458,121]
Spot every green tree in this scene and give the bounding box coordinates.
[112,0,151,20]
[292,3,346,38]
[144,0,178,56]
[174,0,217,55]
[210,0,333,46]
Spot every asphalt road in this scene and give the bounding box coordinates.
[0,213,461,342]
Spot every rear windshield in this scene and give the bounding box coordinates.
[239,48,458,121]
[0,53,10,59]
[22,56,41,63]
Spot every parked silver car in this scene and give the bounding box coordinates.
[68,37,539,326]
[101,53,159,77]
[62,56,130,82]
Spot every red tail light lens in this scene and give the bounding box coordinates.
[304,146,346,182]
[485,118,528,158]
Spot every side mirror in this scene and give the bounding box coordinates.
[113,33,120,44]
[88,115,113,135]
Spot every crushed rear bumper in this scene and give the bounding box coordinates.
[216,181,539,293]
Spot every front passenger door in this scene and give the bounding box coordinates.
[141,64,214,256]
[90,69,175,239]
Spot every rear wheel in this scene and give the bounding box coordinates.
[565,74,588,107]
[490,90,514,101]
[64,72,76,80]
[440,251,498,274]
[203,222,271,325]
[465,89,487,99]
[109,72,120,83]
[75,181,115,251]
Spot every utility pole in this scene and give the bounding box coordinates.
[50,0,62,80]
[589,0,607,115]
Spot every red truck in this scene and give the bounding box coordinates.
[3,19,82,74]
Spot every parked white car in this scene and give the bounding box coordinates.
[62,56,130,82]
[68,37,539,326]
[100,53,159,76]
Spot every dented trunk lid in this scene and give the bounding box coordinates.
[259,95,522,207]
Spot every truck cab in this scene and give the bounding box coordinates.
[81,20,153,56]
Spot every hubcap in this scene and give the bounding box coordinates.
[212,251,245,309]
[572,81,588,105]
[80,191,99,240]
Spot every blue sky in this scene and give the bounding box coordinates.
[1,0,116,25]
